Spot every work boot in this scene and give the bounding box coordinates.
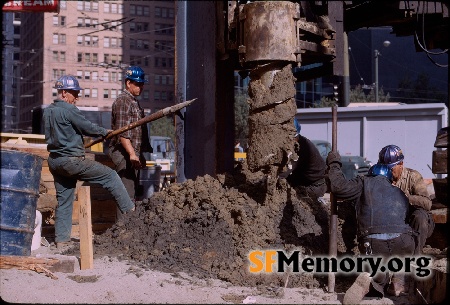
[343,272,371,305]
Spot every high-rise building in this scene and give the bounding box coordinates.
[2,11,21,132]
[16,0,174,132]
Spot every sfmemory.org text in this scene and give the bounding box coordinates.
[248,250,432,278]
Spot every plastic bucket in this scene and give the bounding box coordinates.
[137,165,161,200]
[1,149,43,256]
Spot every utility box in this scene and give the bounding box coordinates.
[295,103,448,179]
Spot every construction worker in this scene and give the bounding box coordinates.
[283,118,327,200]
[108,66,152,222]
[326,154,415,303]
[378,144,434,255]
[44,75,135,250]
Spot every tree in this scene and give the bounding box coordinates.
[149,116,175,141]
[234,90,249,146]
[397,72,446,104]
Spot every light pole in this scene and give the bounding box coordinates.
[374,40,391,102]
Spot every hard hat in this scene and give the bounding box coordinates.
[124,66,148,83]
[368,163,393,182]
[294,118,301,137]
[54,75,83,91]
[378,145,404,167]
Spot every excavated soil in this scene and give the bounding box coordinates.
[94,64,359,291]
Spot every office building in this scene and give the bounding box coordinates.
[15,0,174,132]
[2,11,21,132]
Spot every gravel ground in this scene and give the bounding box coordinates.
[1,243,412,304]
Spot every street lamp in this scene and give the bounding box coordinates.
[374,40,391,102]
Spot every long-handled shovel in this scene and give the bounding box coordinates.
[328,105,338,293]
[84,98,197,149]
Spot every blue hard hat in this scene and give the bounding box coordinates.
[378,145,404,167]
[54,75,83,91]
[124,66,148,83]
[294,118,301,136]
[368,163,393,182]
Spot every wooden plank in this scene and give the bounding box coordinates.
[78,186,93,270]
[432,150,447,174]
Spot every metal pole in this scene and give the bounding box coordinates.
[328,105,338,292]
[342,32,350,107]
[374,49,379,103]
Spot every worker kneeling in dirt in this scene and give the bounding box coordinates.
[326,155,415,303]
[283,118,327,201]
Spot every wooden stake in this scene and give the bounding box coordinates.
[78,185,93,270]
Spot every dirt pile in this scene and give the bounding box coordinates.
[95,162,333,288]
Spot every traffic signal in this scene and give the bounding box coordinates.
[332,83,343,105]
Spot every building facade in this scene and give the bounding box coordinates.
[15,0,175,132]
[2,11,21,132]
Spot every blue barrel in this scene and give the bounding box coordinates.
[138,165,161,200]
[1,149,43,256]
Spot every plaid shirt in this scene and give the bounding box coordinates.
[110,91,151,155]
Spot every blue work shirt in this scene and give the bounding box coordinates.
[44,99,108,157]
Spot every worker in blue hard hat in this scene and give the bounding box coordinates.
[281,117,327,201]
[109,66,153,222]
[378,144,434,255]
[326,151,415,303]
[44,75,135,251]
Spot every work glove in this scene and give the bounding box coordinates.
[326,151,342,167]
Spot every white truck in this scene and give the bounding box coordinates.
[296,103,448,179]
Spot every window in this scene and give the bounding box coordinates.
[104,37,110,48]
[53,51,58,61]
[103,89,109,98]
[77,71,83,79]
[85,53,91,63]
[154,91,160,101]
[155,7,174,18]
[85,71,91,80]
[104,2,110,13]
[77,35,83,45]
[92,53,98,63]
[130,4,149,16]
[155,23,174,35]
[92,71,98,81]
[84,88,90,98]
[111,89,118,99]
[53,34,59,44]
[77,52,83,62]
[52,88,57,97]
[143,90,149,100]
[92,88,98,98]
[103,72,109,82]
[52,69,65,79]
[60,52,66,62]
